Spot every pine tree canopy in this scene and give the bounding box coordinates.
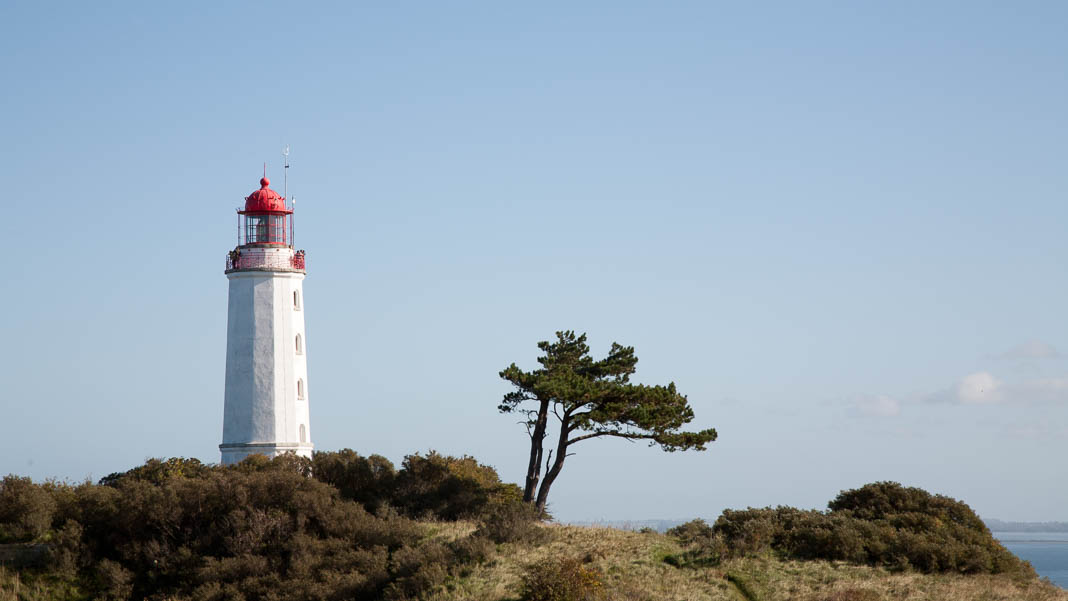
[499,330,717,508]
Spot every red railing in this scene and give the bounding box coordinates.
[226,249,306,272]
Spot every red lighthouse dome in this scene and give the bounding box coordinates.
[233,174,295,249]
[244,177,288,213]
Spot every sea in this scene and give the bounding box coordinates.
[994,532,1068,589]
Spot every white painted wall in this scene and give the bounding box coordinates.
[221,250,312,465]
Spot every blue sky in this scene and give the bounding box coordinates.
[2,2,1067,522]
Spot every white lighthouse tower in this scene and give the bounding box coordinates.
[220,171,312,465]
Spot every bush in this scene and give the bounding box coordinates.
[666,518,712,543]
[475,499,547,544]
[520,556,603,601]
[310,449,521,522]
[312,449,397,514]
[704,482,1030,576]
[1,455,497,600]
[393,451,521,520]
[0,475,56,543]
[665,519,726,566]
[0,452,535,600]
[99,457,213,487]
[449,534,496,565]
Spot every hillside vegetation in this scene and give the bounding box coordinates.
[0,455,1063,601]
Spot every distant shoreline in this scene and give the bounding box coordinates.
[986,519,1068,533]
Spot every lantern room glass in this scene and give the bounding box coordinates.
[244,214,288,245]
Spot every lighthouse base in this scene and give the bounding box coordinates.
[219,442,314,465]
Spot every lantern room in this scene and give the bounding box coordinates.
[239,177,293,246]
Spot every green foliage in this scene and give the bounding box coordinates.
[500,331,717,452]
[393,452,521,521]
[693,482,1031,576]
[0,475,56,543]
[0,454,524,601]
[663,519,726,567]
[501,330,717,508]
[309,449,520,522]
[310,449,396,514]
[666,518,713,543]
[98,457,213,487]
[520,556,604,601]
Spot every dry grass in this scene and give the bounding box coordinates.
[425,523,1068,601]
[422,519,479,543]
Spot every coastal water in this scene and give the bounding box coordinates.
[994,532,1068,589]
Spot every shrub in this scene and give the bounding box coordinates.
[520,556,603,601]
[449,534,496,565]
[475,499,547,544]
[666,518,712,543]
[99,457,213,487]
[3,452,529,600]
[0,475,56,543]
[95,558,134,601]
[37,456,448,600]
[393,451,519,520]
[311,449,521,522]
[382,540,452,600]
[706,482,1031,576]
[665,518,726,566]
[312,449,397,514]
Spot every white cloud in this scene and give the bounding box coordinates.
[855,395,901,417]
[923,371,1068,407]
[996,340,1061,360]
[956,372,1003,404]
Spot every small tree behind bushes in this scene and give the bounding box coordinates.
[668,482,1030,576]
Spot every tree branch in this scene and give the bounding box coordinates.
[567,430,655,445]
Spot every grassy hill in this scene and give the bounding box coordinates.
[418,522,1066,601]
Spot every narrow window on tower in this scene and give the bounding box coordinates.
[299,424,307,443]
[293,290,301,310]
[297,378,305,399]
[295,333,303,355]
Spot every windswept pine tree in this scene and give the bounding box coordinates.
[499,330,717,510]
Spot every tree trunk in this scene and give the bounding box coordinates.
[523,398,550,503]
[535,412,571,511]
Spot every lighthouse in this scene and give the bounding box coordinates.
[220,172,312,465]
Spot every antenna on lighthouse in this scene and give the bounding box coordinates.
[283,145,290,203]
[284,145,293,246]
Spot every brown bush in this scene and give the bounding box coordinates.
[520,556,604,601]
[449,534,496,565]
[475,499,547,544]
